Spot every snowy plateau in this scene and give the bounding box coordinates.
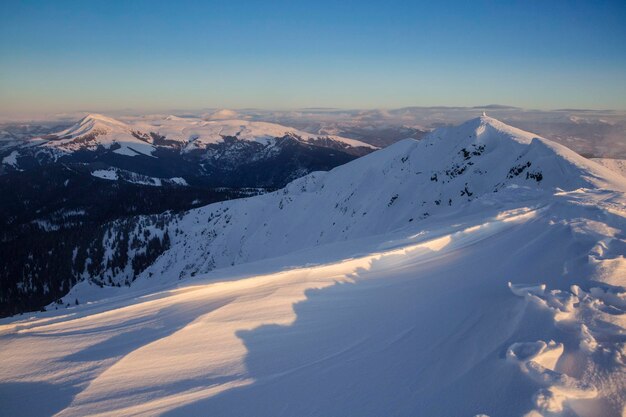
[1,116,625,417]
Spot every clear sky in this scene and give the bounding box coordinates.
[1,0,626,116]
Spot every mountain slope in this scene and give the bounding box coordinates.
[592,157,626,177]
[1,116,624,417]
[60,115,624,290]
[40,113,157,157]
[0,162,265,317]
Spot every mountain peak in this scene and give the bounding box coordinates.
[462,113,504,128]
[81,113,110,122]
[409,115,626,192]
[37,113,156,157]
[47,113,131,142]
[434,114,539,148]
[78,113,128,129]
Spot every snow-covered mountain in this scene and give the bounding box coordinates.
[60,115,624,289]
[10,113,375,160]
[1,113,376,187]
[1,116,625,417]
[139,116,375,151]
[40,113,157,157]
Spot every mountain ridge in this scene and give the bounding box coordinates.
[54,115,626,303]
[1,114,377,188]
[35,113,377,156]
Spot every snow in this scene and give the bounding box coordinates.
[91,169,118,180]
[80,115,621,287]
[133,117,377,151]
[1,150,19,167]
[592,158,626,177]
[30,219,61,231]
[168,177,188,186]
[506,282,625,415]
[111,146,144,156]
[90,168,188,187]
[1,116,625,417]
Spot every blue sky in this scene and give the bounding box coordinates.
[1,0,626,115]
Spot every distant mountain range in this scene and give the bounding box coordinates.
[1,113,376,186]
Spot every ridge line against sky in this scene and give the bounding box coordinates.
[1,0,626,117]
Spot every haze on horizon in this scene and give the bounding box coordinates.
[1,0,626,117]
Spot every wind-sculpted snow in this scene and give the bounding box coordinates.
[1,193,625,416]
[504,193,626,416]
[1,116,625,416]
[507,281,626,416]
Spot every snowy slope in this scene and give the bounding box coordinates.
[91,167,188,187]
[0,116,625,417]
[592,157,626,177]
[1,192,624,417]
[40,114,157,157]
[1,150,20,168]
[67,115,625,288]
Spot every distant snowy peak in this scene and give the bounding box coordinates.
[33,114,376,157]
[52,113,136,145]
[39,113,156,157]
[61,113,130,136]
